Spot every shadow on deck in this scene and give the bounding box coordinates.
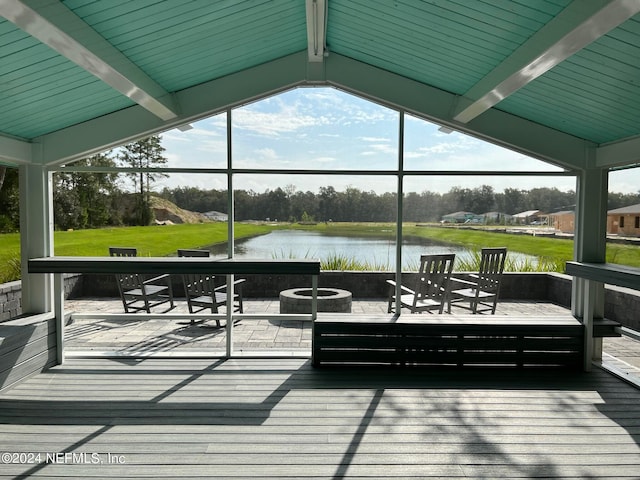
[0,357,639,478]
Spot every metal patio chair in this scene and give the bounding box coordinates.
[386,253,456,314]
[109,247,175,313]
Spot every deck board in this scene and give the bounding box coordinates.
[0,358,639,478]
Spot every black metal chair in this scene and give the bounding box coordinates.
[109,247,175,313]
[386,253,456,314]
[178,249,245,327]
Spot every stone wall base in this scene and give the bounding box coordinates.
[2,271,639,331]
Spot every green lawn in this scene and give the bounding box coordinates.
[51,223,271,257]
[286,222,640,269]
[0,223,272,282]
[2,221,640,282]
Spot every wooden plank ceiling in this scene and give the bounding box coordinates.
[0,0,640,168]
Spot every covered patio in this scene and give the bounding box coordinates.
[2,1,640,476]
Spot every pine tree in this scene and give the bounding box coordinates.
[117,135,168,225]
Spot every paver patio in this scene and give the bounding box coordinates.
[62,297,640,388]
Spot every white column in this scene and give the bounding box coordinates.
[19,163,54,314]
[572,166,607,370]
[226,109,234,357]
[394,111,404,315]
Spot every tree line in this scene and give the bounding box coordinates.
[0,136,168,232]
[2,138,640,231]
[159,184,640,224]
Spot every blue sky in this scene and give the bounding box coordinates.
[158,87,636,195]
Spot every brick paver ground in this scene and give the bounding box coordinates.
[63,297,640,386]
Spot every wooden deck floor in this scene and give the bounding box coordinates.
[0,358,639,478]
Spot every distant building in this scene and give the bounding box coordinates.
[512,210,544,225]
[202,211,228,222]
[607,204,640,237]
[549,211,574,233]
[482,211,512,225]
[441,211,478,224]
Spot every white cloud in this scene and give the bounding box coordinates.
[233,94,336,137]
[158,87,592,194]
[311,156,337,164]
[255,148,278,160]
[360,136,391,143]
[360,143,396,156]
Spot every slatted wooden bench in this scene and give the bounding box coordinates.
[312,314,585,369]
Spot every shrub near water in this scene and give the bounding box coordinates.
[0,254,20,283]
[274,249,561,272]
[453,250,564,273]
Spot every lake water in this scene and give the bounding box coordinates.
[208,230,534,270]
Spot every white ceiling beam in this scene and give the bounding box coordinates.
[305,0,327,62]
[34,53,593,171]
[454,0,640,124]
[596,136,640,168]
[35,53,307,165]
[0,0,178,121]
[326,54,591,171]
[0,134,32,165]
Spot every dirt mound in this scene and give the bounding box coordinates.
[149,196,209,224]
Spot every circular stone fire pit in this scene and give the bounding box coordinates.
[279,287,352,314]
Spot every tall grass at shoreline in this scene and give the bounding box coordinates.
[2,221,639,282]
[272,249,562,272]
[452,250,564,273]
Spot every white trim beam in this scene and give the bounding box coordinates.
[305,0,327,62]
[34,53,591,170]
[326,54,591,171]
[0,0,178,121]
[0,134,32,165]
[454,0,640,124]
[36,53,307,165]
[596,136,640,168]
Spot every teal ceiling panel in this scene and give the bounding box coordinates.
[327,0,567,96]
[0,18,131,138]
[498,15,640,144]
[0,0,639,158]
[65,0,307,92]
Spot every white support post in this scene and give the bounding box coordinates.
[19,164,54,314]
[54,273,65,363]
[572,166,607,370]
[311,274,318,321]
[226,109,234,357]
[395,112,405,315]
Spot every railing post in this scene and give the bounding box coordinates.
[582,278,597,372]
[311,273,318,365]
[54,273,64,364]
[226,274,233,358]
[395,110,404,316]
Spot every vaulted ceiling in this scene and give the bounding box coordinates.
[1,0,640,171]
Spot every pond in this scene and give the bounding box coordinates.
[207,230,535,270]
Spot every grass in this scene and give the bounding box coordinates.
[2,221,640,281]
[286,221,640,271]
[0,232,20,283]
[52,223,271,257]
[286,222,575,269]
[0,223,272,282]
